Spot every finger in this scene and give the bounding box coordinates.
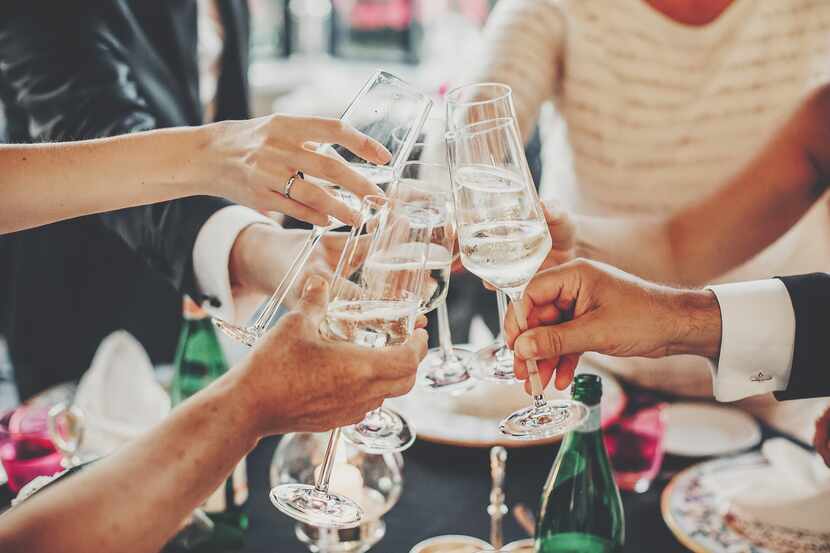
[369,328,429,381]
[521,360,556,395]
[296,150,384,198]
[250,177,330,226]
[554,354,580,390]
[294,275,329,325]
[415,314,428,329]
[278,174,357,225]
[513,317,599,361]
[301,118,392,166]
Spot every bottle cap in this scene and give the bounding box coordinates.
[571,373,602,406]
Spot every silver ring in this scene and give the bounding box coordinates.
[284,171,303,199]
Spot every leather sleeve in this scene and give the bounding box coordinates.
[774,273,830,401]
[0,1,230,297]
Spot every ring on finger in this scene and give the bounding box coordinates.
[283,170,304,199]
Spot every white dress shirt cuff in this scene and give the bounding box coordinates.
[193,205,277,322]
[707,279,796,402]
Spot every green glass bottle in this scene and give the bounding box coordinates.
[535,374,625,553]
[172,297,248,551]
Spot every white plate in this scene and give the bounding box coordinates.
[387,358,626,448]
[663,403,761,457]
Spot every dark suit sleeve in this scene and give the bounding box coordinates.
[774,273,830,401]
[0,2,229,298]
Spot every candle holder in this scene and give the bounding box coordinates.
[271,432,404,553]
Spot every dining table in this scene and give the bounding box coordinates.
[0,384,795,553]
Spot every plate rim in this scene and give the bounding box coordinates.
[662,402,762,457]
[400,362,627,449]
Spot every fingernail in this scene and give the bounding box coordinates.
[515,336,536,359]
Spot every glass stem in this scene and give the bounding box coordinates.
[507,292,545,403]
[437,301,455,360]
[252,226,326,334]
[496,291,508,342]
[314,427,342,494]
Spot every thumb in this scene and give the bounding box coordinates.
[513,315,600,361]
[295,275,329,324]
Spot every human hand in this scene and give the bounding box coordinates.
[228,224,350,307]
[202,114,391,226]
[815,406,830,468]
[504,259,722,394]
[234,276,429,437]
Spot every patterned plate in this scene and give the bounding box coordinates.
[387,359,626,448]
[661,452,830,553]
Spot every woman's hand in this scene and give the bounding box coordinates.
[201,114,392,226]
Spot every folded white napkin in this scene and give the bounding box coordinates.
[706,438,830,533]
[74,331,170,456]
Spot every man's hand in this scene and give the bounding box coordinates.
[233,275,428,438]
[229,223,348,308]
[815,406,830,468]
[504,259,723,394]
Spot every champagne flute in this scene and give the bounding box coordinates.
[389,160,474,393]
[340,197,440,453]
[447,118,588,439]
[214,71,433,346]
[445,83,521,383]
[271,195,431,527]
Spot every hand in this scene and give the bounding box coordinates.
[233,276,429,437]
[815,406,830,468]
[538,199,576,270]
[229,224,348,307]
[482,199,576,290]
[504,259,723,394]
[202,115,392,226]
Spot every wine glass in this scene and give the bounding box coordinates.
[340,196,441,453]
[390,160,474,393]
[446,83,520,383]
[447,118,589,440]
[214,71,433,346]
[271,195,431,527]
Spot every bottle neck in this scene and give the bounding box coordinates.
[576,403,602,434]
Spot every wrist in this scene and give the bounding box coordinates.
[228,222,281,294]
[665,289,723,359]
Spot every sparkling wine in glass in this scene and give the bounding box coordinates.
[448,118,588,439]
[214,71,432,346]
[446,82,522,384]
[390,160,474,393]
[270,195,430,528]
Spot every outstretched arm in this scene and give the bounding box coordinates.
[0,277,428,553]
[0,115,391,235]
[569,85,830,285]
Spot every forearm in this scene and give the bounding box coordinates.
[575,214,682,283]
[469,0,563,141]
[0,370,257,553]
[0,125,222,234]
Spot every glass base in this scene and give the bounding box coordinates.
[212,318,261,347]
[499,399,589,440]
[270,484,363,529]
[473,341,518,383]
[342,408,415,454]
[418,347,476,394]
